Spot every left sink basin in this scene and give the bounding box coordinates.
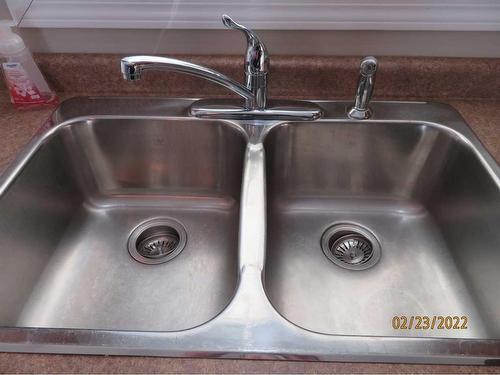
[0,118,247,331]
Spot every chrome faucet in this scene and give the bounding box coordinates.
[348,56,378,119]
[121,15,321,121]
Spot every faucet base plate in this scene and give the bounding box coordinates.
[190,99,322,121]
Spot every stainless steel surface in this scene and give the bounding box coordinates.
[264,117,499,339]
[348,56,378,119]
[0,97,498,364]
[0,116,245,331]
[121,15,322,121]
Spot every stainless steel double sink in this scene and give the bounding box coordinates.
[0,97,498,364]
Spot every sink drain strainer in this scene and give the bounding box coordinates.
[128,218,187,265]
[321,223,381,270]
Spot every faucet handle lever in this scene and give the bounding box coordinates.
[222,15,250,34]
[221,14,269,75]
[222,15,260,46]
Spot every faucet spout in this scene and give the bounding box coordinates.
[121,55,256,109]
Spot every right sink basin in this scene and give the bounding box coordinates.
[264,120,500,338]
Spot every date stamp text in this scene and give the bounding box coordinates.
[391,315,468,330]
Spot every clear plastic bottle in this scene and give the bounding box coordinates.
[0,25,57,108]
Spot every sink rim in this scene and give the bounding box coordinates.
[0,97,498,364]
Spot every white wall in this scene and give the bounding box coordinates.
[8,0,500,57]
[20,28,500,57]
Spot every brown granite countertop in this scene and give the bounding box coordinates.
[0,54,499,373]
